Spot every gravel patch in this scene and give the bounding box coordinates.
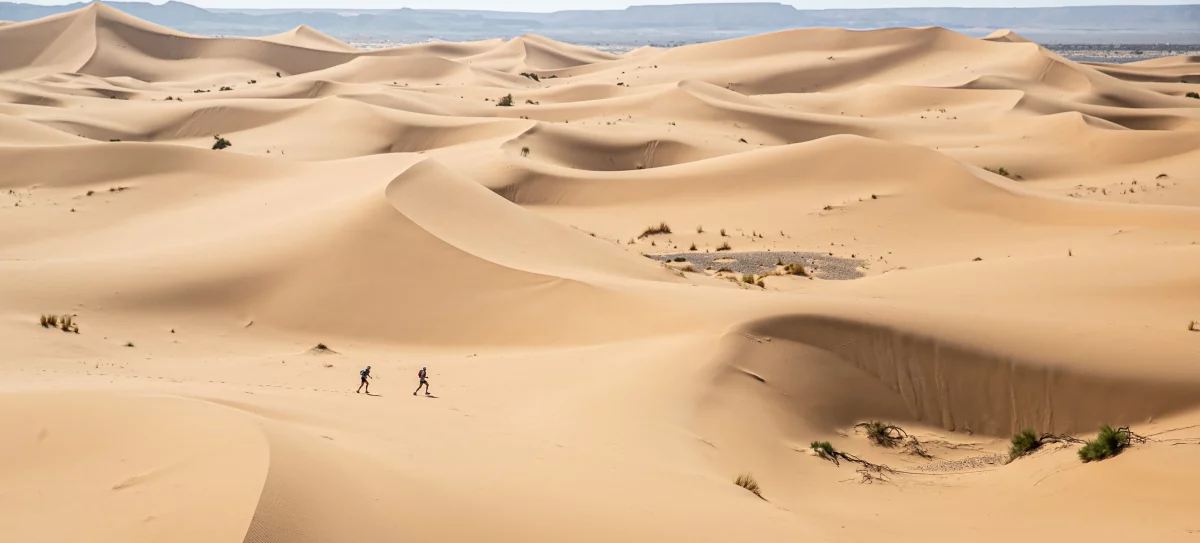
[907,454,1007,473]
[651,251,865,280]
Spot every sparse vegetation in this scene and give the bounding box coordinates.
[1078,425,1136,463]
[212,135,232,150]
[1187,92,1200,99]
[520,146,530,157]
[40,314,58,328]
[808,439,896,483]
[717,267,734,273]
[680,264,696,273]
[716,242,731,251]
[986,166,1012,178]
[689,243,697,251]
[719,228,727,237]
[742,273,756,285]
[276,71,282,78]
[314,343,331,351]
[219,86,234,91]
[496,94,514,107]
[638,222,672,238]
[811,440,836,459]
[86,190,95,196]
[733,473,763,499]
[525,99,539,105]
[519,72,540,82]
[124,341,135,348]
[855,421,930,458]
[696,225,704,234]
[784,263,808,277]
[1009,428,1041,459]
[248,79,257,84]
[1190,321,1198,331]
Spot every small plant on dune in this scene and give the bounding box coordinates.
[985,166,1012,178]
[519,72,540,82]
[689,243,697,251]
[857,421,907,448]
[212,135,232,150]
[219,86,234,91]
[638,222,672,238]
[520,146,530,157]
[719,228,727,237]
[1009,428,1041,459]
[525,99,539,105]
[755,279,765,288]
[811,440,836,460]
[40,314,58,328]
[1078,425,1138,463]
[696,225,704,234]
[733,473,763,499]
[716,242,731,251]
[784,263,808,277]
[717,267,733,274]
[248,79,257,84]
[125,341,135,348]
[276,71,282,77]
[742,274,756,285]
[680,263,696,273]
[1190,321,1199,331]
[496,94,514,107]
[1186,92,1200,99]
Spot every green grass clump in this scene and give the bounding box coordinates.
[638,222,672,238]
[856,421,904,448]
[1009,428,1040,459]
[742,274,756,285]
[1078,425,1131,463]
[811,440,835,459]
[716,242,731,251]
[212,135,232,150]
[733,473,763,499]
[496,94,514,107]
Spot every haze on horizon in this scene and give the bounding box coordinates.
[11,0,1199,12]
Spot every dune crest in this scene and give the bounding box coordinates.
[3,5,1200,542]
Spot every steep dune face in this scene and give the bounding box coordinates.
[4,6,1200,543]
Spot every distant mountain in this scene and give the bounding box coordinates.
[1,1,1197,44]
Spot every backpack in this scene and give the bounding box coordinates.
[418,368,426,379]
[360,368,368,377]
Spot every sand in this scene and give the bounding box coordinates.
[3,3,1200,542]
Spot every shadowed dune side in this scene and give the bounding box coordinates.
[500,122,745,171]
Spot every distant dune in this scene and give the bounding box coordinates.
[3,4,1200,543]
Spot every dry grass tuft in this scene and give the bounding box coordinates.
[733,473,763,499]
[638,222,672,238]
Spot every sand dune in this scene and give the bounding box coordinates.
[4,5,1200,543]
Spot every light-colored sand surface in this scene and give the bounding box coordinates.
[3,4,1200,542]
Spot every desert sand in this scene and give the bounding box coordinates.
[2,4,1200,542]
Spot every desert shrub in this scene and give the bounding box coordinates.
[314,343,330,352]
[717,267,733,273]
[520,72,540,82]
[755,279,765,288]
[1190,321,1198,331]
[811,440,836,459]
[219,86,233,91]
[1009,428,1040,459]
[689,243,697,251]
[739,138,747,143]
[784,263,808,277]
[496,94,514,107]
[639,222,672,238]
[733,473,762,498]
[672,257,686,262]
[1078,425,1131,463]
[276,71,282,77]
[1187,92,1199,99]
[212,136,232,150]
[520,146,530,157]
[717,242,731,251]
[742,274,755,284]
[40,314,58,328]
[719,228,726,237]
[680,264,695,273]
[124,341,135,348]
[695,225,704,234]
[109,139,121,142]
[857,421,905,448]
[525,99,538,105]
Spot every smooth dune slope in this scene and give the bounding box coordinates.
[3,6,1200,543]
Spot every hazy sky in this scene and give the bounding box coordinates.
[18,0,1196,10]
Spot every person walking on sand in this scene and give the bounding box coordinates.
[357,365,372,394]
[413,366,430,396]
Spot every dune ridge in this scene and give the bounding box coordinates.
[3,6,1200,543]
